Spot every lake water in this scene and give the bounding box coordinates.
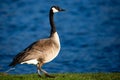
[0,0,120,74]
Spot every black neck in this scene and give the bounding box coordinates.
[49,10,56,37]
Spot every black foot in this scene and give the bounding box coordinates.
[38,74,42,77]
[45,74,55,78]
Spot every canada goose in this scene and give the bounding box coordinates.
[9,6,65,78]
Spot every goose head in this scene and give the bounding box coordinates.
[51,6,65,13]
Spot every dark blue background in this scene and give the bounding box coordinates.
[0,0,120,74]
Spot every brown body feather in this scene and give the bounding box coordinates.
[9,32,60,67]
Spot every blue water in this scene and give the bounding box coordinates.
[0,0,120,74]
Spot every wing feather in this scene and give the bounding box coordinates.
[9,38,54,66]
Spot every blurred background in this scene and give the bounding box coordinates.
[0,0,120,74]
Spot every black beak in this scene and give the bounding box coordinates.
[60,9,65,11]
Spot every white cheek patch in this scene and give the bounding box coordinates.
[52,7,59,13]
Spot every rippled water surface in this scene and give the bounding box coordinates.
[0,0,120,74]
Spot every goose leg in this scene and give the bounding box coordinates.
[37,62,55,78]
[41,68,55,78]
[37,63,42,77]
[37,69,42,77]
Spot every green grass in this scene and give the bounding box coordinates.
[0,72,120,80]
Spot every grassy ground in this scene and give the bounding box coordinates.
[0,72,120,80]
